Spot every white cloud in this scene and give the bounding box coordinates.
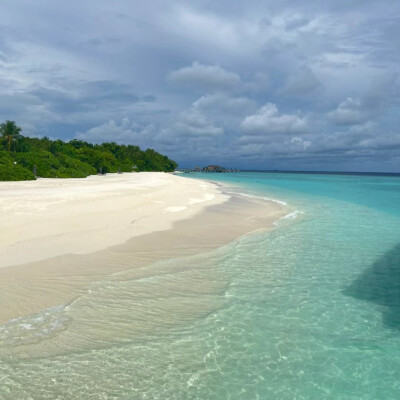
[347,121,377,134]
[168,61,241,92]
[291,136,312,149]
[241,103,308,134]
[77,118,154,146]
[357,130,400,150]
[328,97,368,125]
[328,73,399,126]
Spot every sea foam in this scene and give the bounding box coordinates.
[0,304,71,348]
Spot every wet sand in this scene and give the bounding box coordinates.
[0,192,286,326]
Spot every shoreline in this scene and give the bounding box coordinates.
[0,172,228,269]
[0,173,288,339]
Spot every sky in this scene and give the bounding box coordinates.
[0,1,399,172]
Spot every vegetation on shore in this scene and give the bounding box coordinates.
[0,121,177,181]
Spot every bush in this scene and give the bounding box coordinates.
[0,151,35,181]
[58,155,97,177]
[0,128,178,181]
[15,151,61,177]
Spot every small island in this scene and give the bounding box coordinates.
[177,165,240,173]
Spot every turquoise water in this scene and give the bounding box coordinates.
[1,172,400,399]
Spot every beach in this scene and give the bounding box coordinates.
[1,172,400,399]
[0,172,228,268]
[0,172,286,351]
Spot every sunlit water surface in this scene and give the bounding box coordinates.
[1,172,400,399]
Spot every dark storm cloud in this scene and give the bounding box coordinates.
[0,0,399,171]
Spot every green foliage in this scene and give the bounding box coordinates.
[16,150,61,177]
[0,120,22,152]
[75,147,118,173]
[58,155,97,177]
[0,120,177,181]
[0,150,36,181]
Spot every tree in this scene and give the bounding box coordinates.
[0,121,177,181]
[0,120,22,152]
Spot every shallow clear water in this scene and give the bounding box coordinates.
[1,172,400,399]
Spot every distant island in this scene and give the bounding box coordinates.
[0,120,177,181]
[177,165,240,173]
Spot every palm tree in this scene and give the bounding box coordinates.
[0,120,22,152]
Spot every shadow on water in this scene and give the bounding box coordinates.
[344,243,400,329]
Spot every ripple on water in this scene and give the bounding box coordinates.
[2,173,400,399]
[0,304,71,350]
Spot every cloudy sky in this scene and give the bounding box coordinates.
[0,0,399,171]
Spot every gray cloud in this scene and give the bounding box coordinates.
[281,66,322,96]
[328,73,399,126]
[241,103,308,135]
[77,118,155,147]
[168,61,242,92]
[175,111,224,137]
[193,93,256,116]
[328,98,369,125]
[0,0,399,171]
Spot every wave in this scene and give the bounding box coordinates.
[274,209,303,226]
[230,191,288,206]
[0,303,71,349]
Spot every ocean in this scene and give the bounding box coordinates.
[1,172,400,399]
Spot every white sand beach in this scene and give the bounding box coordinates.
[0,172,228,268]
[0,173,286,333]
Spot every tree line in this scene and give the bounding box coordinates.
[0,120,177,181]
